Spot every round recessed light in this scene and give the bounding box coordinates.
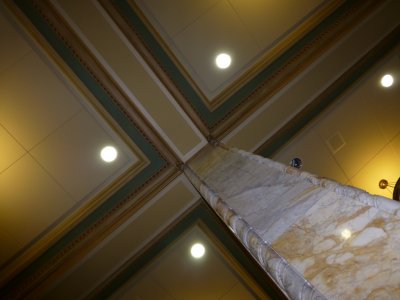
[341,228,351,240]
[100,146,118,163]
[215,53,231,69]
[380,74,394,87]
[190,243,205,259]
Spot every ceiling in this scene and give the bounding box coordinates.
[0,0,398,298]
[272,47,400,198]
[109,224,269,300]
[134,0,328,101]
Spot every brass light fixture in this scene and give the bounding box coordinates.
[379,177,400,201]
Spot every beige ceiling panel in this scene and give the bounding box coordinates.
[115,226,240,300]
[55,0,204,159]
[225,0,399,151]
[273,130,348,184]
[0,154,74,248]
[0,225,24,267]
[0,51,81,150]
[350,144,400,198]
[117,276,174,300]
[135,0,219,38]
[317,86,387,180]
[229,0,324,48]
[225,36,372,151]
[0,13,31,75]
[150,227,238,300]
[173,0,260,98]
[392,134,400,160]
[221,282,257,300]
[366,55,400,142]
[30,109,133,202]
[0,124,25,173]
[42,175,199,299]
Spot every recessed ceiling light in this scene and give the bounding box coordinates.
[341,228,351,240]
[100,146,118,162]
[215,53,231,69]
[380,74,394,87]
[190,243,205,259]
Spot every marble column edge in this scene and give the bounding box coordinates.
[228,147,400,216]
[183,165,327,300]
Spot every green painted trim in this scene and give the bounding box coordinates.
[96,202,287,299]
[0,1,168,295]
[113,0,364,128]
[258,26,400,158]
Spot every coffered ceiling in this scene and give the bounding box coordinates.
[0,0,398,298]
[134,0,329,102]
[272,48,400,198]
[107,224,270,300]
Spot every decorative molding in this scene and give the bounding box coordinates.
[99,0,210,136]
[183,163,322,300]
[256,25,400,157]
[92,201,287,299]
[210,0,384,139]
[100,0,383,138]
[0,0,181,297]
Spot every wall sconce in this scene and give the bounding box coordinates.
[379,178,400,201]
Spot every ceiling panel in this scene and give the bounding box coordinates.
[118,276,174,300]
[112,226,262,300]
[272,48,400,197]
[392,134,400,159]
[0,124,25,173]
[0,3,146,281]
[350,143,400,198]
[366,56,400,141]
[0,225,24,267]
[135,0,219,38]
[316,88,388,179]
[55,0,205,160]
[0,12,30,74]
[0,154,74,253]
[273,130,348,184]
[0,51,82,150]
[150,228,238,299]
[221,282,255,300]
[135,0,329,101]
[229,0,324,48]
[173,0,260,98]
[30,109,134,201]
[42,176,200,299]
[0,0,397,297]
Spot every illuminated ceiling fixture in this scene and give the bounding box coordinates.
[190,243,205,259]
[100,146,118,162]
[379,178,400,201]
[215,53,231,69]
[380,74,394,87]
[341,228,352,240]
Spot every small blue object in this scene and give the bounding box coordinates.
[290,157,302,169]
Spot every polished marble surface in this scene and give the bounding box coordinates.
[186,145,400,299]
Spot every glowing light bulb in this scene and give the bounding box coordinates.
[190,243,205,259]
[100,146,118,162]
[215,53,231,69]
[341,229,351,240]
[380,74,394,87]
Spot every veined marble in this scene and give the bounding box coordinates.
[186,145,400,299]
[273,192,400,299]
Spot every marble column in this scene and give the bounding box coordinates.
[184,145,400,300]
